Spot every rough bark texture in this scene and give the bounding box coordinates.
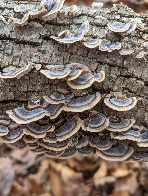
[0,1,148,126]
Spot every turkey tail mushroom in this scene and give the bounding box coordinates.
[96,143,134,161]
[51,21,89,43]
[104,93,137,111]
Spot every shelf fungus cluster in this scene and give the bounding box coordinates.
[0,109,135,160]
[40,63,105,89]
[2,85,141,161]
[10,0,65,27]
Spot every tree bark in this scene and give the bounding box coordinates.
[0,2,148,126]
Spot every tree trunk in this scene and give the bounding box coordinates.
[0,0,148,160]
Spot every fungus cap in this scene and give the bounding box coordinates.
[24,122,55,138]
[119,48,134,55]
[77,144,93,156]
[0,64,31,79]
[67,71,105,89]
[107,21,130,32]
[83,38,101,48]
[82,113,109,132]
[14,5,30,13]
[104,94,137,111]
[107,118,135,132]
[55,115,81,141]
[38,138,69,151]
[51,21,89,43]
[92,2,103,9]
[40,65,71,79]
[42,0,65,18]
[64,92,101,112]
[59,146,77,159]
[89,135,112,150]
[96,143,134,161]
[11,12,30,28]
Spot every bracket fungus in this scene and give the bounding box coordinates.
[67,5,81,17]
[108,20,137,34]
[38,138,69,151]
[8,138,28,150]
[76,135,88,148]
[1,125,25,143]
[0,64,31,79]
[11,0,65,27]
[77,144,93,156]
[83,38,101,49]
[59,146,77,158]
[43,92,74,104]
[66,63,89,81]
[40,65,71,79]
[10,12,31,28]
[92,2,103,9]
[40,63,105,89]
[107,117,135,132]
[14,5,30,13]
[54,116,81,141]
[107,21,131,33]
[64,92,101,112]
[24,135,38,143]
[119,48,134,55]
[51,21,89,43]
[111,125,148,147]
[81,113,109,132]
[123,19,138,34]
[104,93,137,111]
[67,71,105,89]
[41,0,65,20]
[96,143,134,161]
[45,150,64,157]
[89,135,112,150]
[6,102,65,124]
[99,39,121,52]
[135,51,146,58]
[0,120,11,136]
[24,122,55,138]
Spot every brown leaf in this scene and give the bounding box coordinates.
[62,173,91,196]
[9,182,31,196]
[28,159,50,194]
[93,162,107,181]
[50,168,62,196]
[112,168,132,178]
[114,171,139,195]
[94,176,116,188]
[110,190,130,196]
[0,157,15,196]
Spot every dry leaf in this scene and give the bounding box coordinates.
[110,190,130,196]
[62,173,91,196]
[61,166,76,181]
[28,159,50,194]
[94,176,116,188]
[112,168,132,178]
[50,168,62,196]
[0,157,15,196]
[9,182,31,196]
[114,171,139,195]
[93,162,107,181]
